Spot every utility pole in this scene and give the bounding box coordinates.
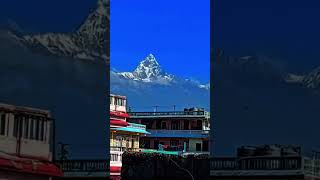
[58,142,69,160]
[153,106,158,112]
[173,105,176,112]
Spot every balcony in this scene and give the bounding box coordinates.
[128,111,210,119]
[146,129,209,138]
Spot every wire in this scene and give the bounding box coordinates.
[169,157,194,180]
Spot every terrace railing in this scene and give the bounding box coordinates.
[55,159,109,172]
[148,129,209,134]
[128,111,210,118]
[210,156,302,170]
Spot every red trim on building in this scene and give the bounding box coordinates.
[0,155,63,177]
[110,166,121,173]
[110,119,129,127]
[110,111,130,118]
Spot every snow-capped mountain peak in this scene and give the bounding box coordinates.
[114,54,209,90]
[133,53,165,79]
[116,54,174,84]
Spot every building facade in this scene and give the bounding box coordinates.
[0,103,62,179]
[128,107,210,154]
[109,94,149,178]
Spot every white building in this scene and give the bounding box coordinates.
[0,103,62,179]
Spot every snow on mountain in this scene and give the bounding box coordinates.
[111,54,210,110]
[21,0,109,62]
[301,67,320,89]
[284,73,305,84]
[115,53,208,88]
[117,54,175,84]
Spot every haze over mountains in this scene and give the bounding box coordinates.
[212,49,320,155]
[111,54,210,111]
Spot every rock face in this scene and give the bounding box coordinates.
[21,0,109,62]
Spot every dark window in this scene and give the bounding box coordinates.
[13,116,19,137]
[184,120,189,130]
[161,121,167,129]
[196,120,202,130]
[156,120,161,129]
[202,140,209,151]
[30,119,34,139]
[171,120,180,130]
[154,140,159,149]
[35,118,40,140]
[0,114,6,136]
[196,143,202,151]
[142,139,150,148]
[40,120,45,141]
[23,117,29,139]
[170,140,179,146]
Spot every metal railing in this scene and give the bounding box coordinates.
[148,129,209,134]
[55,159,109,172]
[128,111,210,118]
[110,146,143,152]
[110,151,123,163]
[210,156,302,170]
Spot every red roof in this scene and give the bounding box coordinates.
[0,154,63,177]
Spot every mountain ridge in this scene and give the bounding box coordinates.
[114,53,210,89]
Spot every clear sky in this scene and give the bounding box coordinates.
[0,1,96,33]
[110,0,210,83]
[213,0,320,72]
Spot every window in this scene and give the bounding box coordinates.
[115,98,124,106]
[13,116,20,137]
[184,120,189,130]
[196,143,202,151]
[30,119,35,139]
[0,113,6,136]
[171,120,180,130]
[196,120,202,130]
[35,118,40,140]
[170,140,179,146]
[202,140,209,151]
[40,120,45,141]
[110,97,114,105]
[156,120,161,129]
[23,117,29,139]
[161,121,167,129]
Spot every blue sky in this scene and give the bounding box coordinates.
[110,0,210,83]
[0,1,95,33]
[0,0,210,82]
[213,0,320,72]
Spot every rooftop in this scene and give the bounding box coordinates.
[128,108,210,119]
[0,103,51,118]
